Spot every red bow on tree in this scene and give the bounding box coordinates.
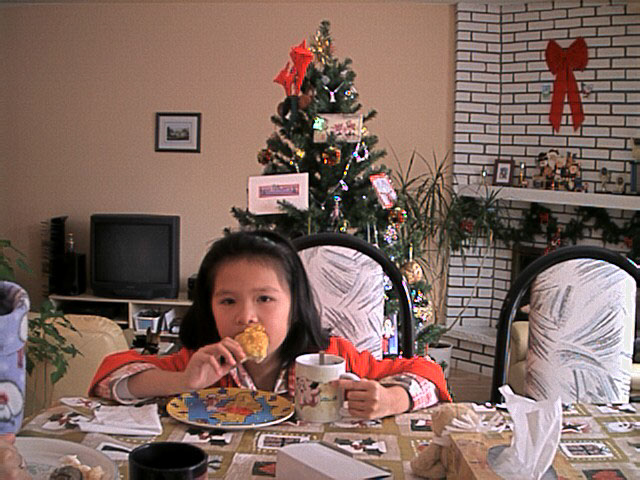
[545,37,588,132]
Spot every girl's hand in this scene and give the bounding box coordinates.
[182,337,246,391]
[0,435,32,480]
[336,379,410,419]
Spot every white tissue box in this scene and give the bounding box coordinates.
[276,441,391,480]
[446,433,581,480]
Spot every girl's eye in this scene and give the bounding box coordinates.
[258,295,273,303]
[219,297,235,305]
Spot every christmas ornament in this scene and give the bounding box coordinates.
[310,28,332,64]
[323,81,345,103]
[460,219,474,233]
[257,148,273,165]
[388,207,407,225]
[298,93,312,110]
[273,62,295,97]
[339,219,350,233]
[352,141,369,162]
[289,40,314,94]
[344,86,357,100]
[370,173,397,209]
[295,148,305,160]
[401,260,423,284]
[383,224,398,244]
[330,196,342,225]
[545,37,588,132]
[313,116,327,131]
[322,146,341,166]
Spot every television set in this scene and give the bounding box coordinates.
[90,214,180,299]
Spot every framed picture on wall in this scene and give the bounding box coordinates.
[155,112,201,152]
[493,159,514,186]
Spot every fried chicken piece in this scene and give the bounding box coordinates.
[234,324,269,363]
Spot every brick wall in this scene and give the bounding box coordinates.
[448,0,639,339]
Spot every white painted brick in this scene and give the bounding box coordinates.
[487,63,501,74]
[527,104,549,114]
[613,36,640,47]
[515,51,542,62]
[456,92,471,102]
[502,22,527,33]
[513,135,541,145]
[457,102,486,113]
[472,12,500,23]
[582,126,613,136]
[472,52,501,63]
[612,14,640,25]
[583,16,610,27]
[568,7,596,17]
[587,36,612,47]
[458,61,487,72]
[457,3,488,13]
[527,1,555,12]
[470,134,499,144]
[514,72,540,82]
[473,92,500,104]
[458,41,487,52]
[502,83,527,93]
[628,70,640,80]
[470,113,500,125]
[457,123,486,133]
[612,105,640,115]
[514,93,538,103]
[597,116,626,127]
[597,69,627,80]
[458,22,488,33]
[515,31,542,42]
[543,29,569,40]
[457,31,471,41]
[502,104,526,114]
[589,59,611,69]
[556,18,582,29]
[513,114,541,124]
[502,3,527,13]
[472,72,501,83]
[582,148,614,159]
[500,145,526,156]
[514,12,539,22]
[597,47,626,57]
[612,127,638,138]
[455,133,470,143]
[568,136,596,147]
[473,32,501,43]
[457,143,486,154]
[598,93,625,103]
[471,352,494,367]
[457,51,471,61]
[456,71,471,81]
[630,25,640,35]
[599,25,627,36]
[583,104,611,114]
[529,20,555,31]
[541,10,568,20]
[571,27,598,37]
[502,42,528,53]
[612,58,640,68]
[529,40,550,51]
[502,62,527,73]
[501,125,526,134]
[455,112,470,122]
[540,136,568,147]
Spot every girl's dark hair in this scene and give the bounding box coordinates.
[179,230,330,364]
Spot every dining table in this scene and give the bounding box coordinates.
[17,394,640,480]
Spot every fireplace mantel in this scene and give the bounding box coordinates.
[456,185,640,211]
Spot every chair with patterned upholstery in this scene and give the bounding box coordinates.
[491,245,639,404]
[292,232,414,359]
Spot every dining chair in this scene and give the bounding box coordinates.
[490,245,639,404]
[292,232,415,358]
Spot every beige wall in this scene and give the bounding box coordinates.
[1,2,454,304]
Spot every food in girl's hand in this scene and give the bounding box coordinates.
[49,455,104,480]
[234,324,269,363]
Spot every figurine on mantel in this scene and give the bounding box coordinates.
[533,149,585,192]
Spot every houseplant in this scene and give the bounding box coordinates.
[0,238,80,412]
[388,150,502,371]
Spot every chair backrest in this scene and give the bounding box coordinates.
[491,245,639,404]
[26,314,129,415]
[293,233,415,358]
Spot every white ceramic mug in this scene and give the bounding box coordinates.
[294,353,359,423]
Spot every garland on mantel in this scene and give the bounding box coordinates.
[471,202,640,261]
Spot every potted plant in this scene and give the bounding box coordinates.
[387,150,502,374]
[0,238,81,414]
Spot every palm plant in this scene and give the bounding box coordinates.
[387,150,503,353]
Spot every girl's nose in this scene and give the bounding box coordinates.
[237,302,258,325]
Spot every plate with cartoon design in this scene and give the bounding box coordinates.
[166,387,294,430]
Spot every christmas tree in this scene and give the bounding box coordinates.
[231,20,394,243]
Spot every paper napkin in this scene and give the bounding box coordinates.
[77,404,162,436]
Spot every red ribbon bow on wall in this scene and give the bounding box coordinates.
[545,37,588,132]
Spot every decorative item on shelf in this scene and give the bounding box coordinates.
[517,161,528,188]
[599,167,611,193]
[492,158,514,186]
[615,176,626,194]
[631,161,640,195]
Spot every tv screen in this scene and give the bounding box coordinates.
[90,214,180,299]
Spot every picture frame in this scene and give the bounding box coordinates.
[155,112,201,152]
[248,173,309,215]
[493,159,514,186]
[313,113,363,143]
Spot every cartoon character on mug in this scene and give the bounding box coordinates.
[296,376,322,408]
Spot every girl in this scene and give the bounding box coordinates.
[90,230,451,418]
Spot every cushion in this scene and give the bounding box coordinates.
[299,245,385,359]
[525,258,636,404]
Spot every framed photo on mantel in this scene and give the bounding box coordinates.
[493,159,514,186]
[155,112,201,153]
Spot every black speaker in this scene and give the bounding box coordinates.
[188,274,198,300]
[62,253,86,295]
[48,216,68,294]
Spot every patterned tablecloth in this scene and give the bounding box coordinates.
[18,398,639,479]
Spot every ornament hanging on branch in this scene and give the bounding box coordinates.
[322,146,341,166]
[352,141,369,162]
[310,26,332,65]
[388,207,407,225]
[401,260,424,284]
[257,148,273,166]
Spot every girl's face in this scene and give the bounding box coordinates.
[211,257,291,359]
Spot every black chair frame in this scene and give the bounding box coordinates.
[490,245,640,403]
[293,232,415,357]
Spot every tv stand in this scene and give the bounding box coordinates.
[49,292,192,334]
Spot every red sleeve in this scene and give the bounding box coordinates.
[326,337,452,403]
[88,348,193,396]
